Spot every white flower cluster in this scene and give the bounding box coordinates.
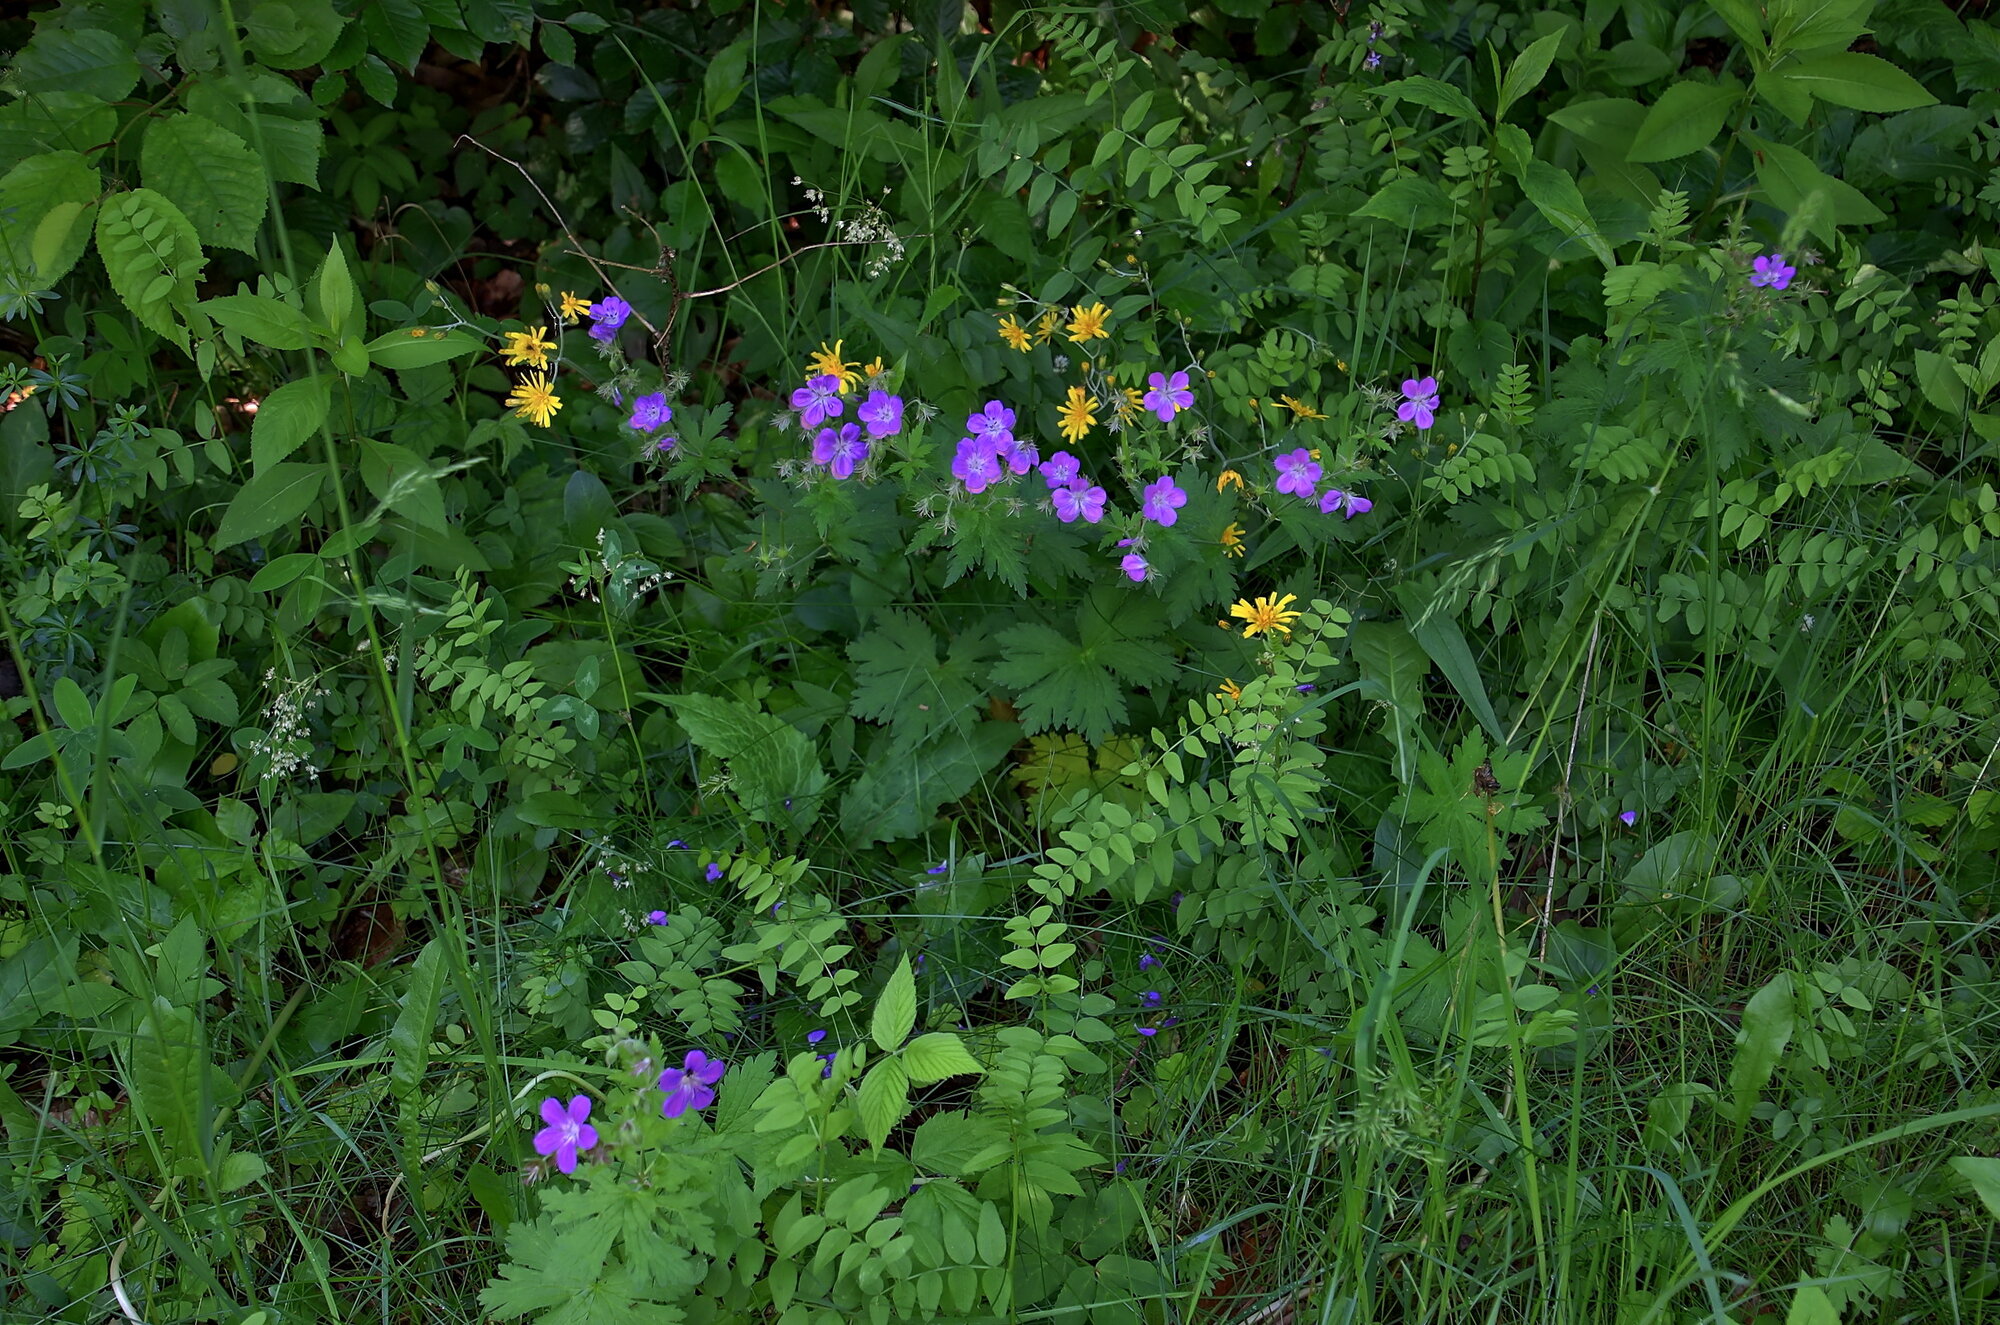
[793,177,906,279]
[249,669,326,783]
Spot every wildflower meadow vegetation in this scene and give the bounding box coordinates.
[3,0,2000,1321]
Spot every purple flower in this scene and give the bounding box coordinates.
[1398,376,1439,431]
[812,422,869,478]
[817,1052,836,1079]
[1139,953,1161,971]
[655,436,677,454]
[1751,253,1795,291]
[589,296,632,344]
[966,400,1016,442]
[1040,451,1081,487]
[1053,481,1106,524]
[1319,488,1374,519]
[952,436,1005,493]
[857,389,904,438]
[806,1029,827,1046]
[926,862,948,874]
[659,1049,727,1119]
[791,375,845,429]
[1141,475,1187,526]
[1296,684,1315,694]
[667,840,686,849]
[628,392,672,432]
[996,437,1039,475]
[533,1095,598,1175]
[1121,552,1149,582]
[1137,1026,1159,1037]
[1143,370,1195,422]
[1141,990,1163,1007]
[1619,810,1639,826]
[646,910,668,925]
[1364,50,1382,69]
[706,862,724,882]
[1275,448,1321,499]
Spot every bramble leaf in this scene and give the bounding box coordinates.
[140,112,267,254]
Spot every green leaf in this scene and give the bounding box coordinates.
[0,151,101,286]
[388,939,448,1100]
[251,376,331,471]
[1351,621,1430,784]
[857,1056,911,1151]
[846,610,987,740]
[10,27,141,102]
[839,721,1019,847]
[1747,135,1886,244]
[910,1112,1011,1175]
[1775,52,1937,112]
[184,69,324,188]
[1352,174,1459,231]
[204,293,317,350]
[991,623,1129,745]
[213,462,326,548]
[1516,159,1615,267]
[359,440,450,532]
[94,189,207,351]
[365,327,484,368]
[130,997,215,1163]
[0,934,76,1044]
[1373,76,1484,122]
[1948,1157,2000,1218]
[218,1151,270,1193]
[363,0,430,70]
[873,955,917,1052]
[317,241,356,337]
[1496,32,1564,121]
[140,112,267,254]
[241,0,348,70]
[1784,1285,1838,1325]
[1627,82,1741,162]
[1914,349,1968,416]
[1727,972,1795,1125]
[903,1031,983,1085]
[1708,0,1768,55]
[662,693,828,828]
[52,677,93,731]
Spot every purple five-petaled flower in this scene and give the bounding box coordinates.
[1619,810,1639,826]
[857,389,904,438]
[996,437,1039,475]
[1275,448,1321,499]
[952,436,1005,493]
[589,296,632,344]
[1040,451,1081,487]
[1054,481,1106,524]
[1398,376,1439,431]
[1319,488,1373,519]
[533,1095,597,1175]
[628,392,672,433]
[1751,254,1795,291]
[813,422,869,478]
[1141,475,1187,526]
[966,400,1017,442]
[1364,50,1382,70]
[1143,371,1195,423]
[659,1050,727,1119]
[1121,552,1149,582]
[791,374,845,428]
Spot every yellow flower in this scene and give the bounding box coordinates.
[804,339,861,394]
[1217,678,1242,702]
[1229,592,1302,640]
[1114,385,1143,423]
[506,372,562,428]
[1033,310,1061,344]
[1279,394,1327,420]
[1057,385,1097,443]
[500,325,555,369]
[998,314,1032,353]
[1216,470,1245,493]
[558,291,592,324]
[862,356,886,378]
[1219,523,1246,558]
[1065,301,1111,344]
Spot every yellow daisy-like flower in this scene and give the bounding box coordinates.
[1219,523,1246,558]
[1065,301,1111,344]
[558,291,592,324]
[804,339,862,394]
[506,372,563,428]
[998,314,1032,353]
[1229,591,1302,640]
[1217,678,1242,702]
[500,326,555,369]
[1216,470,1245,493]
[1114,385,1143,424]
[862,356,886,379]
[1057,385,1097,443]
[1279,394,1327,420]
[1033,310,1061,344]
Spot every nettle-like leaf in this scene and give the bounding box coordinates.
[846,610,990,740]
[140,112,268,254]
[838,720,1019,847]
[93,189,206,351]
[662,693,828,829]
[992,587,1176,744]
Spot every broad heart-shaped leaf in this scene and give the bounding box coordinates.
[10,27,141,102]
[251,376,331,471]
[857,1056,911,1151]
[204,294,316,351]
[0,151,101,286]
[140,112,267,254]
[213,462,325,548]
[94,189,206,352]
[1948,1157,2000,1219]
[1774,52,1937,113]
[873,955,917,1051]
[1515,159,1616,267]
[661,693,827,828]
[902,1032,984,1085]
[1747,137,1886,245]
[839,720,1019,847]
[1626,82,1740,163]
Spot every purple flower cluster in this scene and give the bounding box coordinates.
[1039,449,1108,525]
[589,296,632,345]
[1272,448,1373,519]
[528,1048,728,1176]
[800,383,902,480]
[1142,370,1195,422]
[953,399,1038,494]
[806,1029,835,1078]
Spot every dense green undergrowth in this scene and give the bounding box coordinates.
[3,0,2000,1321]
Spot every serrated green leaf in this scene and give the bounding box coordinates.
[94,189,206,352]
[213,462,326,548]
[1626,82,1740,163]
[389,939,448,1100]
[857,1056,911,1150]
[840,721,1019,847]
[1775,52,1937,113]
[1747,135,1886,244]
[662,693,827,828]
[1352,173,1458,230]
[251,377,332,472]
[992,622,1131,745]
[0,151,101,286]
[873,955,917,1051]
[204,293,317,350]
[10,27,141,102]
[140,112,267,254]
[846,610,986,738]
[903,1032,984,1084]
[183,71,324,188]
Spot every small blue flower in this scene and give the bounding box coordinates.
[589,296,632,344]
[926,862,948,875]
[706,862,724,882]
[1141,990,1163,1007]
[1138,953,1161,971]
[646,910,668,925]
[806,1029,827,1046]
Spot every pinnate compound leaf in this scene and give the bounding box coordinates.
[213,462,325,548]
[94,189,206,352]
[141,112,268,254]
